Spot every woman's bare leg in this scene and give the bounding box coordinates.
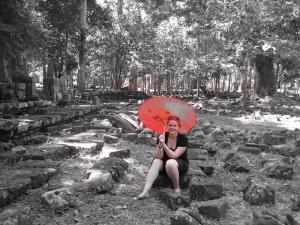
[165,159,180,193]
[138,159,164,198]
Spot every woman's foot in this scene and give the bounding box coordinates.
[174,188,181,194]
[133,192,149,200]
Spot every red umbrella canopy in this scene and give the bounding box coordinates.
[138,96,197,133]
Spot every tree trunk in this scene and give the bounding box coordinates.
[227,73,231,92]
[0,58,10,83]
[145,74,151,95]
[77,0,87,93]
[158,75,163,95]
[166,74,171,94]
[254,54,275,97]
[187,73,192,95]
[274,62,280,92]
[241,69,248,111]
[153,73,157,94]
[242,52,250,111]
[47,57,55,78]
[63,32,69,79]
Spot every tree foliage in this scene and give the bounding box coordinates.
[2,0,300,96]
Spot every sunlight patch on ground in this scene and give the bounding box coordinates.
[234,115,300,131]
[78,153,103,162]
[62,179,76,187]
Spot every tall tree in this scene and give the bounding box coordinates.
[78,0,87,93]
[0,0,42,82]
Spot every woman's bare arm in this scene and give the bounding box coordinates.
[161,143,187,159]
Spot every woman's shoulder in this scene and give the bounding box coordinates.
[178,133,188,140]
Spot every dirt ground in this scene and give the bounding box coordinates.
[5,110,299,225]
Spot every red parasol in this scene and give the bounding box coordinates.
[138,96,197,133]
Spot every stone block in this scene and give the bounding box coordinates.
[245,143,270,152]
[55,92,62,100]
[197,200,229,219]
[37,144,72,160]
[158,188,191,210]
[15,83,26,90]
[40,188,72,209]
[190,178,223,201]
[122,133,138,142]
[108,148,131,159]
[243,180,275,205]
[170,207,204,225]
[237,146,261,154]
[0,189,10,207]
[0,207,32,225]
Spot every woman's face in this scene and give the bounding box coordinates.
[168,119,179,134]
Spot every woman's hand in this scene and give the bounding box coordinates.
[158,134,165,145]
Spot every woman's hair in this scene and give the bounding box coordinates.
[167,115,181,128]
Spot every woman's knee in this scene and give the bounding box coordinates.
[165,159,178,170]
[151,158,163,168]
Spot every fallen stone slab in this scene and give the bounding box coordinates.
[101,145,130,159]
[47,111,74,121]
[40,188,73,209]
[22,134,48,145]
[15,117,44,131]
[0,176,31,197]
[243,179,275,205]
[189,178,223,201]
[252,210,286,225]
[170,207,205,225]
[103,134,119,144]
[108,148,130,159]
[245,143,270,152]
[34,143,77,160]
[223,153,251,173]
[272,145,300,157]
[196,199,229,219]
[23,115,53,126]
[11,145,27,155]
[0,167,57,190]
[0,151,32,165]
[42,114,62,124]
[86,170,114,193]
[121,133,138,142]
[0,206,32,225]
[263,133,286,145]
[15,160,63,169]
[188,160,208,178]
[117,113,140,130]
[70,125,88,133]
[198,164,215,176]
[262,160,293,180]
[188,149,209,161]
[237,146,261,155]
[291,194,300,211]
[69,131,100,140]
[111,114,137,133]
[158,188,191,210]
[0,118,19,131]
[134,134,154,145]
[0,189,10,207]
[188,139,205,149]
[87,157,129,182]
[56,141,103,155]
[16,121,29,133]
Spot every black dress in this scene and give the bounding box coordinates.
[160,132,189,174]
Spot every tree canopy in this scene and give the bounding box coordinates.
[1,0,300,97]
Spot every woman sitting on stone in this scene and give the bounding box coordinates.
[136,115,189,199]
